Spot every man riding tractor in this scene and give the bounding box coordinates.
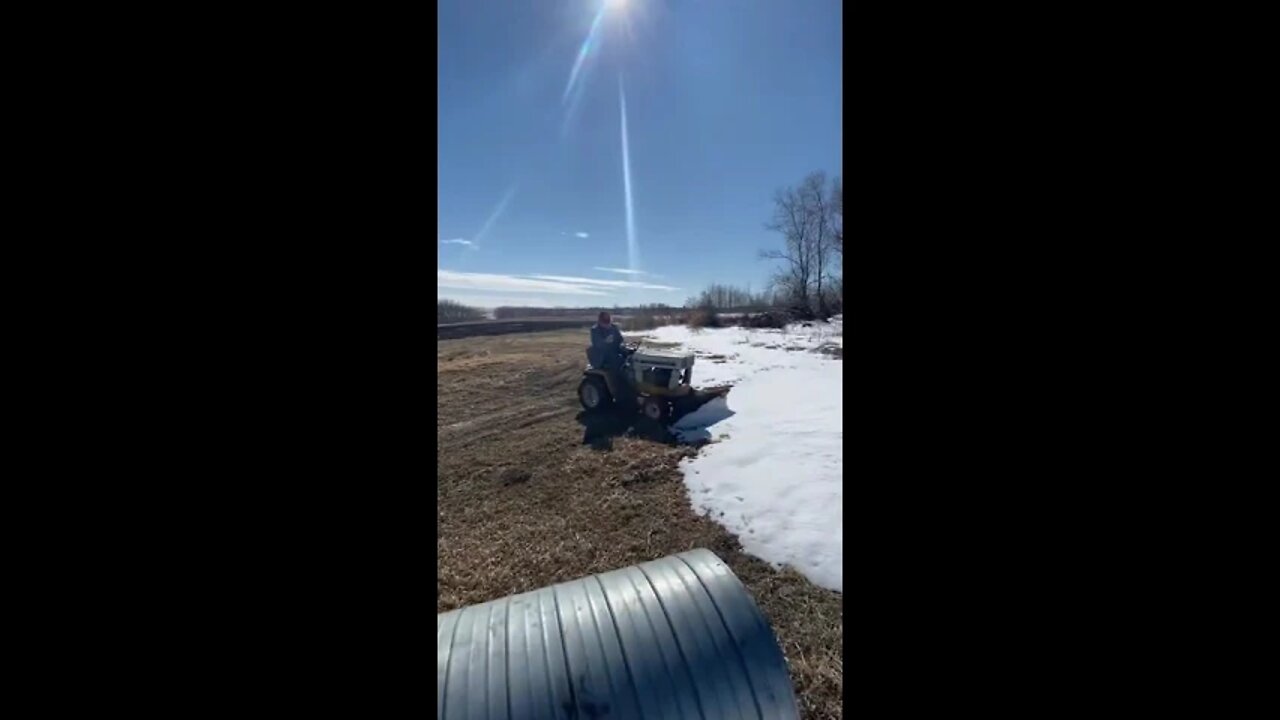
[587,311,629,392]
[579,311,730,421]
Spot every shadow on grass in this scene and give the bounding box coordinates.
[576,408,676,450]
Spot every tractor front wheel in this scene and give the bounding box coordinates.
[641,397,668,421]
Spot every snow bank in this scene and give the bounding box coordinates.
[641,324,843,592]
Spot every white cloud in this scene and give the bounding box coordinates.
[594,267,647,275]
[437,269,683,300]
[528,274,680,291]
[441,238,474,246]
[438,269,608,296]
[575,231,590,238]
[439,293,582,310]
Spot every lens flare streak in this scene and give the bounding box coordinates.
[563,3,608,105]
[619,75,638,272]
[562,2,642,271]
[474,185,518,245]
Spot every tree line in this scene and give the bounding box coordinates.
[438,299,486,323]
[684,284,779,310]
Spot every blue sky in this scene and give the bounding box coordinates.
[438,0,842,308]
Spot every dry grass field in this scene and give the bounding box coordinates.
[437,329,843,718]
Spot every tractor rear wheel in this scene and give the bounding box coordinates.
[578,376,611,412]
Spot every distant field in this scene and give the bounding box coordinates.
[438,308,807,339]
[436,316,625,340]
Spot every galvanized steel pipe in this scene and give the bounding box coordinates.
[437,548,799,719]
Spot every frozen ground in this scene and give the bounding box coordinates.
[633,321,844,591]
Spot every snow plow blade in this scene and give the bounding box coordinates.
[694,385,732,401]
[672,385,732,419]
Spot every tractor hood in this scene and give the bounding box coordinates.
[632,348,695,368]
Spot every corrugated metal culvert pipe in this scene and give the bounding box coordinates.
[437,549,799,719]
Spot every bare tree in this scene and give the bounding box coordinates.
[761,171,841,318]
[760,183,814,313]
[799,172,834,317]
[831,177,842,257]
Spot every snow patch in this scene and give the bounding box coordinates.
[646,324,843,592]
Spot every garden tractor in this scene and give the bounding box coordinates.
[578,344,731,421]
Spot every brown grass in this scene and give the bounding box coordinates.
[437,330,843,719]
